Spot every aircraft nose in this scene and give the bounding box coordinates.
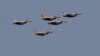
[55,16,61,18]
[78,13,82,15]
[49,31,53,33]
[63,20,67,22]
[76,13,82,15]
[27,20,32,22]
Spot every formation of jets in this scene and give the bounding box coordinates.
[12,11,81,36]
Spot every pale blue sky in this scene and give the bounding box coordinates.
[0,0,100,56]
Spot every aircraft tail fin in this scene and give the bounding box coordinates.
[41,14,45,19]
[12,18,16,23]
[62,11,67,14]
[34,28,40,33]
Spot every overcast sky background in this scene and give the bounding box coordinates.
[0,0,100,56]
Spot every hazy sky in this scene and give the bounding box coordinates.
[0,0,100,56]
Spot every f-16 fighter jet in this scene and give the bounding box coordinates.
[12,19,31,25]
[34,29,53,36]
[41,14,61,21]
[48,20,67,25]
[62,11,82,17]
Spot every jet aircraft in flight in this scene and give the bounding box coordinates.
[34,29,53,36]
[12,19,31,25]
[48,20,67,25]
[62,11,82,17]
[41,14,61,21]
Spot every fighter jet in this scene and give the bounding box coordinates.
[41,14,61,21]
[34,29,53,36]
[62,11,82,17]
[12,19,31,25]
[48,20,67,25]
